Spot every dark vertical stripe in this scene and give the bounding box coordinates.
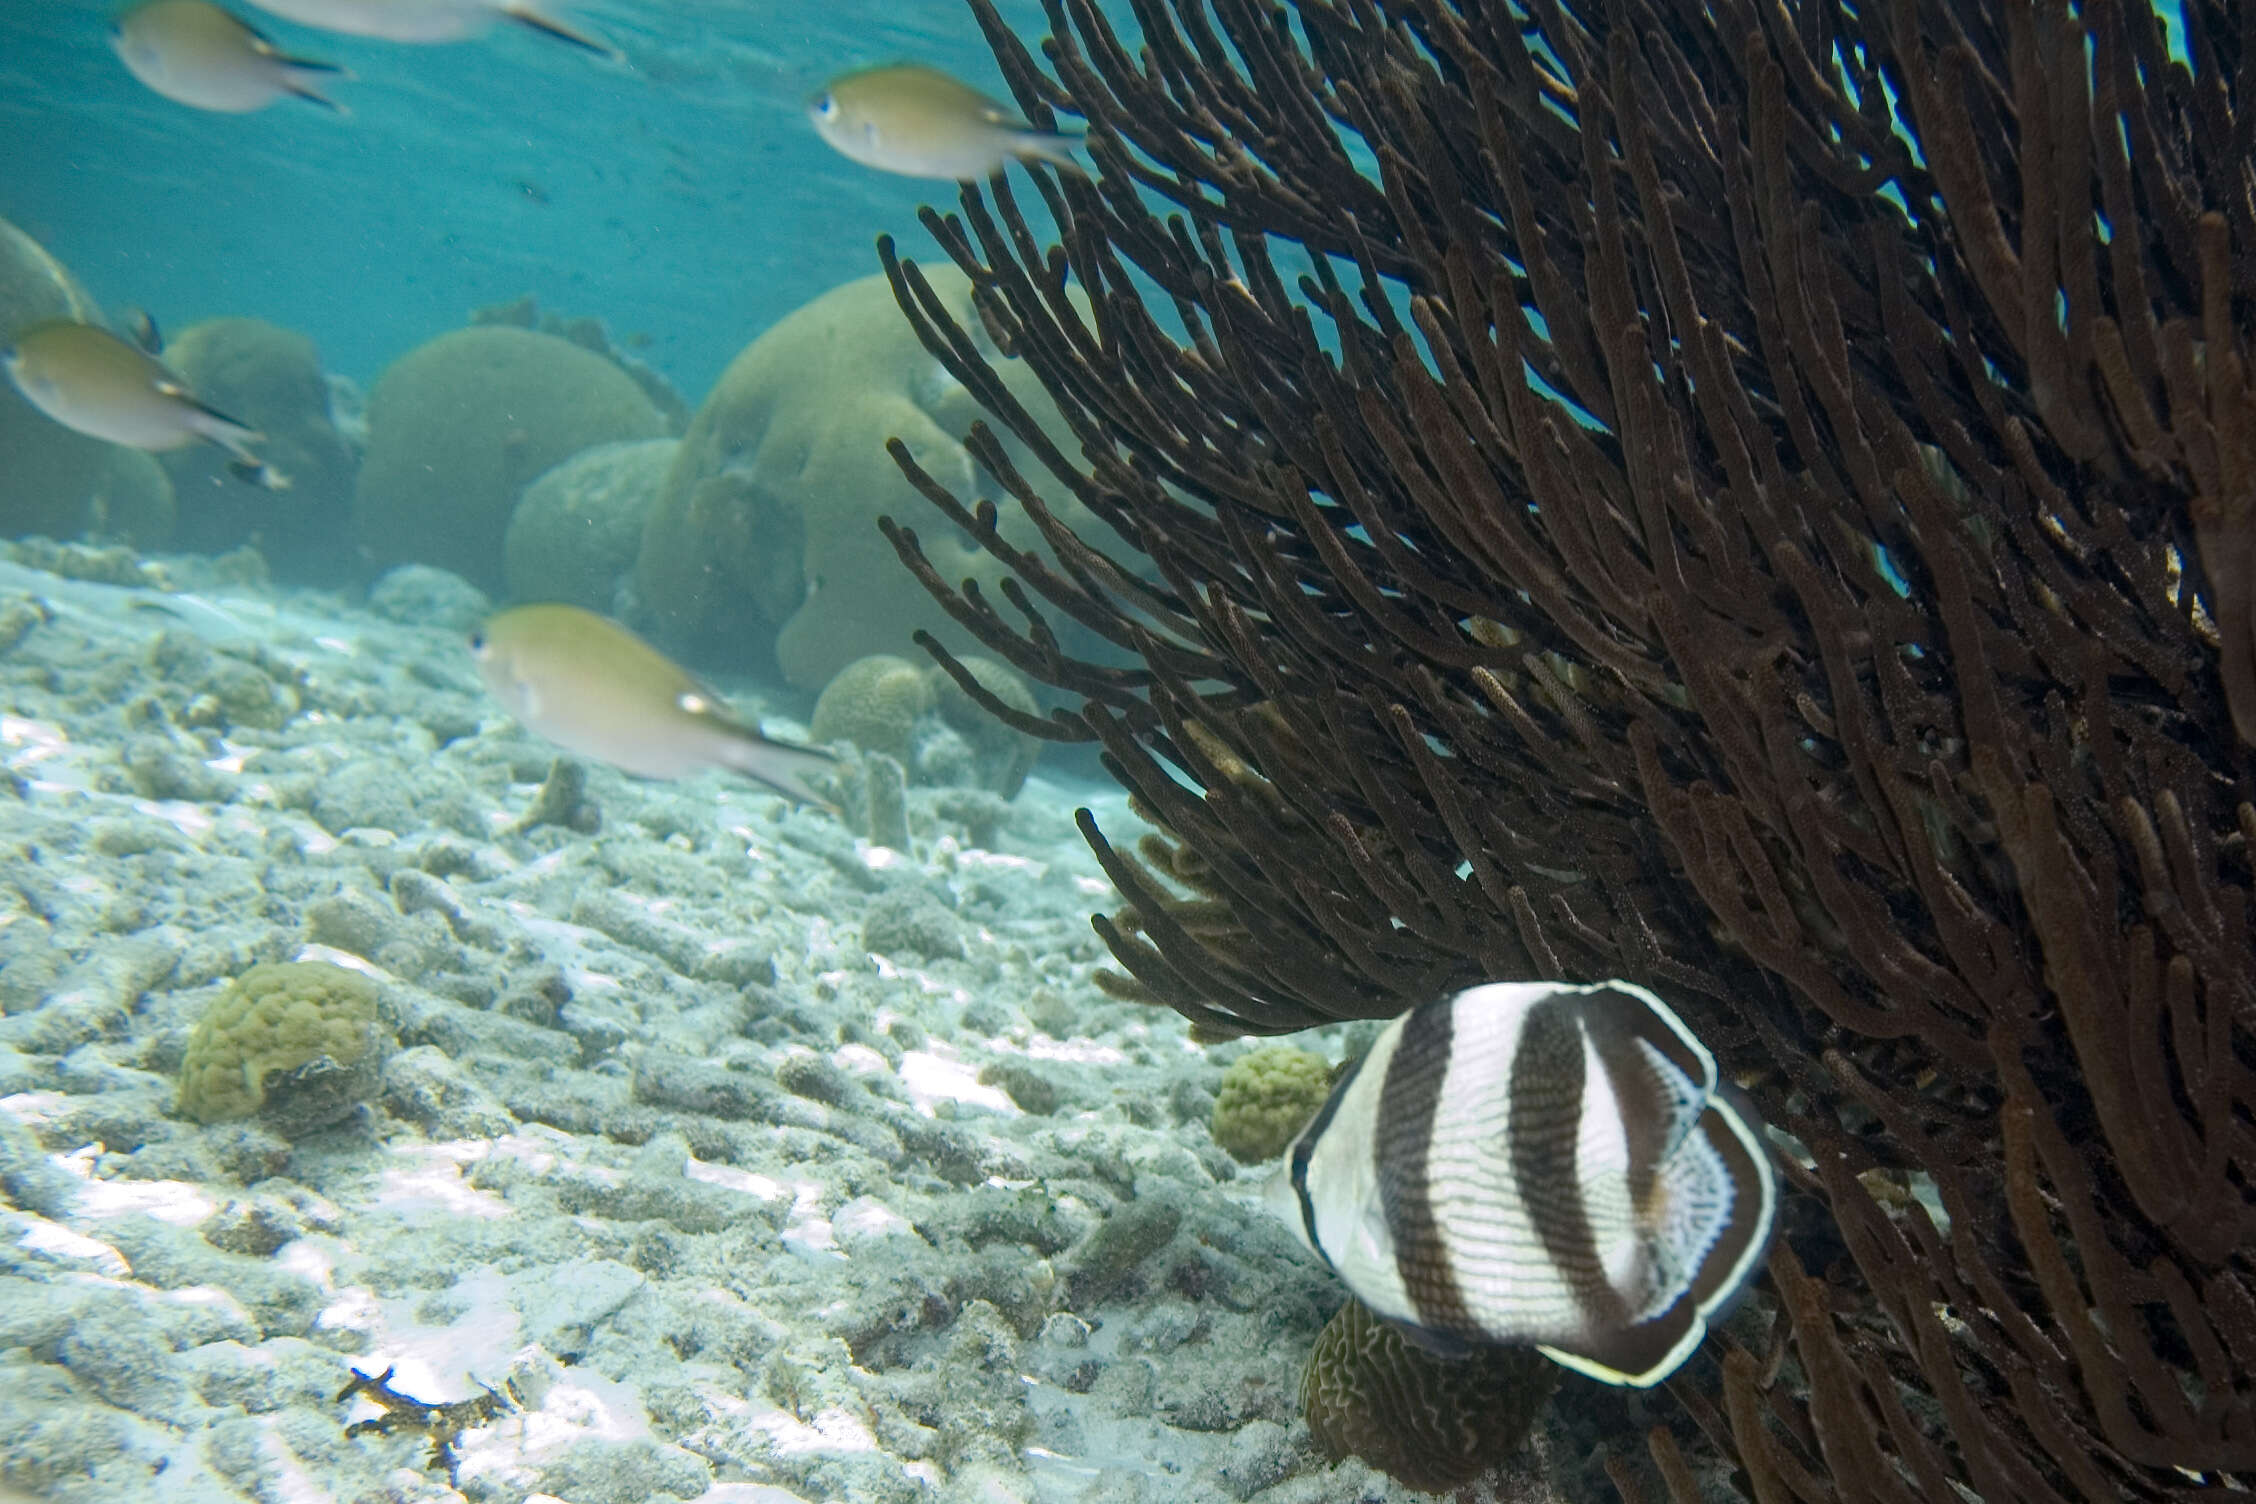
[1377,997,1474,1334]
[1288,1052,1364,1269]
[1508,997,1632,1332]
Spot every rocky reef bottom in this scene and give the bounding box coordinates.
[0,543,1605,1504]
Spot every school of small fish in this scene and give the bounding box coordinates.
[8,0,1781,1401]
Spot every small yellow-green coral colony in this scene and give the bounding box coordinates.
[176,961,390,1132]
[1209,1043,1335,1164]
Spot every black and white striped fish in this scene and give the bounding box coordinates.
[1266,980,1777,1387]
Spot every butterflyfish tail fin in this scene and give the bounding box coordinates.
[1534,983,1779,1387]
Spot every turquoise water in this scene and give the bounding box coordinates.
[1,0,1056,395]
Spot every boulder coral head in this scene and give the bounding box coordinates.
[809,653,935,764]
[160,317,357,579]
[0,215,175,548]
[504,436,679,612]
[1208,1044,1332,1164]
[353,326,664,594]
[631,267,1105,690]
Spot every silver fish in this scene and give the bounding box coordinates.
[241,0,617,59]
[110,0,349,114]
[4,320,288,489]
[469,604,837,807]
[808,64,1081,181]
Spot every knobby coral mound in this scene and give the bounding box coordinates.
[630,268,1109,690]
[354,327,665,594]
[504,436,679,611]
[812,650,1042,796]
[177,960,390,1134]
[160,317,357,579]
[879,0,2256,1496]
[1209,1044,1330,1164]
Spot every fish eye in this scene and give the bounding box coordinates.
[467,630,485,653]
[811,92,837,120]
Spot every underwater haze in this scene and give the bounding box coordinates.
[2,0,1058,395]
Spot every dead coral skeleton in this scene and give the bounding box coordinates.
[872,0,2256,1497]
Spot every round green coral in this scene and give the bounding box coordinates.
[631,268,1110,689]
[1210,1044,1334,1164]
[810,653,935,763]
[177,961,389,1132]
[354,327,664,593]
[1301,1298,1556,1491]
[504,436,678,610]
[160,317,356,578]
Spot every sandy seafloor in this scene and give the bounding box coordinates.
[0,543,1593,1504]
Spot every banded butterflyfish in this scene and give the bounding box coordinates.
[1265,980,1777,1387]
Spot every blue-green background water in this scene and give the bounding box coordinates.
[0,0,1060,397]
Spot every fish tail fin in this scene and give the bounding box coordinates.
[500,3,622,61]
[227,457,293,492]
[282,67,350,113]
[716,730,841,813]
[181,398,262,450]
[1658,1090,1776,1319]
[1528,983,1779,1387]
[1011,129,1086,176]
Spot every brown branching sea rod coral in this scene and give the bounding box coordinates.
[870,0,2256,1498]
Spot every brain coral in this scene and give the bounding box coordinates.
[177,960,390,1134]
[631,267,1104,689]
[810,652,1044,796]
[354,327,665,593]
[809,654,935,764]
[1300,1298,1557,1492]
[1210,1044,1334,1164]
[159,318,357,579]
[0,215,175,547]
[505,437,679,611]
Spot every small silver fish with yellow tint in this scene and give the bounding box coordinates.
[110,0,350,114]
[241,0,618,59]
[469,604,838,807]
[809,64,1082,181]
[3,320,288,490]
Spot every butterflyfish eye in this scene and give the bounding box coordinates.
[812,93,836,120]
[467,631,486,653]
